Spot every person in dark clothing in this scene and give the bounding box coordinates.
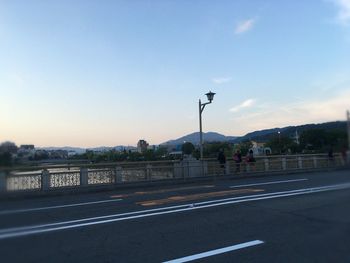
[247,149,255,162]
[217,149,226,174]
[328,147,334,166]
[246,149,256,171]
[233,150,242,173]
[328,147,334,160]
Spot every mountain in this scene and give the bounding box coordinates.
[234,121,347,143]
[162,121,347,146]
[162,132,237,146]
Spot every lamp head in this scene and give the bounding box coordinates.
[205,91,216,102]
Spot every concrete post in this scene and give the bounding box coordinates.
[115,166,123,183]
[282,157,287,170]
[0,171,7,193]
[246,162,251,173]
[146,164,152,181]
[225,161,230,175]
[298,157,303,169]
[340,154,345,166]
[264,158,269,172]
[41,169,51,191]
[202,160,208,177]
[313,156,318,169]
[80,168,88,186]
[173,162,182,179]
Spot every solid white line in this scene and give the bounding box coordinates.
[230,178,308,188]
[1,182,349,240]
[0,199,123,215]
[163,240,264,263]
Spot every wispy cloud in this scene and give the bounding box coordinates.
[212,77,232,84]
[230,89,350,134]
[230,98,256,112]
[332,0,350,26]
[235,18,256,34]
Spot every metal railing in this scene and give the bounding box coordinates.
[0,153,347,194]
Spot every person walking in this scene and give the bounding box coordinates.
[233,150,242,173]
[246,149,256,172]
[217,149,226,175]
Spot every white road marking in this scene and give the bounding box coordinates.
[230,178,308,188]
[163,240,264,263]
[0,199,123,215]
[1,182,349,240]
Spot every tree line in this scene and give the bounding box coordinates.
[0,128,348,166]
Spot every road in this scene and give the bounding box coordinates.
[0,169,350,263]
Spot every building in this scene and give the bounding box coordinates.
[250,141,271,156]
[17,144,35,159]
[137,139,149,153]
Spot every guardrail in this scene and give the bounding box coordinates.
[0,153,347,195]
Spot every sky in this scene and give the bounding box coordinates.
[1,0,350,147]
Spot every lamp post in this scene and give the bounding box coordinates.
[199,91,216,159]
[278,131,281,154]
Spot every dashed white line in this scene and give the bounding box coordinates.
[163,240,264,263]
[230,178,308,188]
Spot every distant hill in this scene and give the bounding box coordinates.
[234,121,347,143]
[163,121,347,146]
[162,132,237,146]
[38,121,347,152]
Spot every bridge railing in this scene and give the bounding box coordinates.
[0,153,347,195]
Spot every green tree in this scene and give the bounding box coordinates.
[0,141,18,154]
[182,142,195,155]
[265,136,296,154]
[0,141,17,166]
[237,140,253,156]
[0,152,12,166]
[203,142,232,158]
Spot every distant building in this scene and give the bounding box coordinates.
[250,141,271,156]
[48,150,68,159]
[19,144,34,151]
[137,139,149,153]
[17,144,35,159]
[147,145,160,151]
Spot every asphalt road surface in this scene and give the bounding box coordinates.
[0,169,350,263]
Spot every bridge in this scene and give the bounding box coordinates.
[0,153,347,196]
[0,155,349,262]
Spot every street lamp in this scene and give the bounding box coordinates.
[199,91,216,159]
[278,131,281,154]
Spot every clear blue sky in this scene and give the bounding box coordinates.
[1,0,350,147]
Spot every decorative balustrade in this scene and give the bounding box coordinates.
[0,154,347,194]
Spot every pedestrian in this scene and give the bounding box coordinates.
[217,149,226,175]
[341,148,347,164]
[248,149,255,163]
[233,150,242,173]
[246,149,256,171]
[328,147,334,167]
[328,147,334,160]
